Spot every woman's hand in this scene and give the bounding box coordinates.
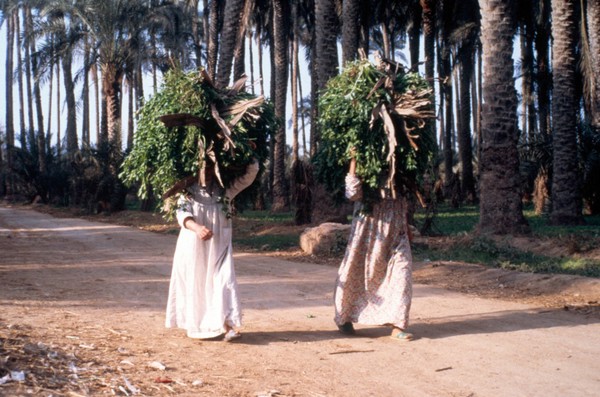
[183,217,214,240]
[195,226,213,240]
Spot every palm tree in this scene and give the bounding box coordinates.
[185,0,203,68]
[438,0,457,201]
[37,6,78,156]
[215,0,245,88]
[478,0,529,234]
[42,0,185,147]
[421,0,435,90]
[313,0,338,156]
[4,6,16,194]
[453,0,479,204]
[16,8,27,149]
[549,0,584,225]
[408,0,422,69]
[291,0,300,162]
[585,0,599,133]
[342,0,360,65]
[271,0,290,211]
[206,0,220,80]
[24,4,44,164]
[233,0,254,81]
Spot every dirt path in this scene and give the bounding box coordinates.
[1,206,600,397]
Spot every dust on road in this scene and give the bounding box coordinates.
[1,206,599,396]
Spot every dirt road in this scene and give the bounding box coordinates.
[1,206,599,397]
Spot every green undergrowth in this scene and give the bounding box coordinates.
[413,204,600,277]
[412,236,600,277]
[233,210,298,251]
[233,205,600,277]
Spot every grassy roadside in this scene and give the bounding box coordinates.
[233,206,600,278]
[412,205,600,277]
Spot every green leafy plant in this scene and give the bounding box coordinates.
[120,69,277,218]
[313,59,437,210]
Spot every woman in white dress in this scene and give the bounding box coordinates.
[165,159,259,341]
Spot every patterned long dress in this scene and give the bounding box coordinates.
[334,174,413,329]
[165,161,258,339]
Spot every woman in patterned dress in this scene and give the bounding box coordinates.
[333,155,414,341]
[165,159,259,341]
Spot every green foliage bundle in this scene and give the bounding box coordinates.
[313,59,437,210]
[120,69,276,217]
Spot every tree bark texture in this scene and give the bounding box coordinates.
[62,50,78,157]
[216,0,244,88]
[458,52,477,203]
[315,0,339,91]
[588,0,600,130]
[550,0,583,225]
[271,0,290,211]
[342,0,360,65]
[101,64,123,149]
[478,0,529,234]
[5,11,15,185]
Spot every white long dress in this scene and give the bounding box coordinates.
[165,161,259,339]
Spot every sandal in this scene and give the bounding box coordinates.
[337,322,356,335]
[390,330,414,341]
[224,329,241,342]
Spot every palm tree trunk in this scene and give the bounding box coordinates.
[5,10,16,191]
[206,0,219,80]
[188,0,202,68]
[421,0,435,93]
[550,0,584,225]
[588,0,600,132]
[46,49,54,151]
[291,1,299,163]
[16,10,27,150]
[441,45,454,200]
[408,3,422,70]
[457,52,476,203]
[92,61,100,144]
[313,0,339,157]
[62,48,78,157]
[22,8,36,150]
[536,0,551,137]
[271,0,290,212]
[476,42,482,168]
[248,32,255,95]
[127,76,134,150]
[102,64,124,149]
[315,0,339,91]
[26,6,44,140]
[472,43,482,170]
[358,1,370,55]
[82,37,91,149]
[342,0,360,65]
[478,0,529,234]
[216,0,245,88]
[233,0,253,82]
[380,22,391,59]
[56,54,62,155]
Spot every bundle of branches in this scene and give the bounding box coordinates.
[313,58,437,211]
[120,69,276,218]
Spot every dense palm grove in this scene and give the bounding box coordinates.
[0,0,599,235]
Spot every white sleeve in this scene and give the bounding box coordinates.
[225,160,259,200]
[175,193,194,228]
[345,174,363,202]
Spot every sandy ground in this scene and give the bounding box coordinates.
[1,205,600,397]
